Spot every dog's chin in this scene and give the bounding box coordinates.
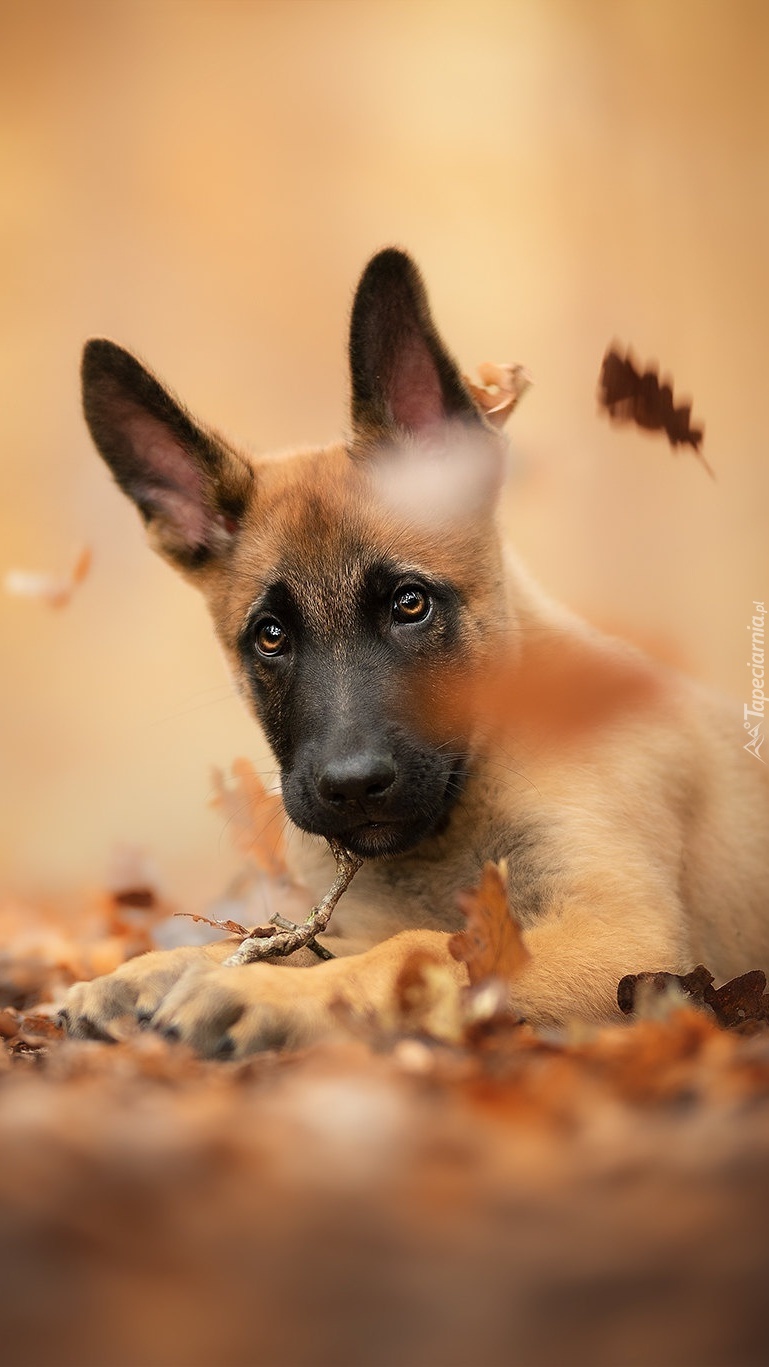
[338,819,428,859]
[288,813,437,860]
[297,782,466,860]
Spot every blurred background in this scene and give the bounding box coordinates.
[1,0,766,912]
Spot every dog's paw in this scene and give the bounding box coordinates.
[59,944,235,1041]
[148,963,336,1058]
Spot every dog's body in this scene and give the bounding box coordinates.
[63,250,769,1056]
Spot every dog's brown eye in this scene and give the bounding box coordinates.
[255,618,287,657]
[392,585,432,624]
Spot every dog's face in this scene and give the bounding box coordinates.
[81,250,510,858]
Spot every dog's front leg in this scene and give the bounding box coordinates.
[141,900,685,1054]
[61,941,242,1040]
[146,930,464,1057]
[506,899,689,1027]
[62,902,687,1053]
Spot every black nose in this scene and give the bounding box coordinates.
[316,752,397,808]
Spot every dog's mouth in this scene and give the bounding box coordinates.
[281,754,469,860]
[341,819,410,858]
[329,761,468,859]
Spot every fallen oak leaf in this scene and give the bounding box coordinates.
[16,1013,65,1041]
[598,344,713,478]
[617,965,715,1017]
[450,861,529,986]
[112,889,157,909]
[391,948,467,1044]
[618,965,769,1031]
[3,544,92,608]
[709,970,769,1029]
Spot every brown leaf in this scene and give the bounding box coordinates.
[411,632,662,753]
[174,911,252,937]
[392,949,466,1043]
[111,887,157,910]
[618,965,769,1032]
[710,970,769,1029]
[450,861,529,986]
[17,1013,65,1040]
[617,965,715,1016]
[598,345,713,477]
[209,758,289,878]
[464,361,532,428]
[3,544,92,608]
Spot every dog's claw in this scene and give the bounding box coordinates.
[72,1014,114,1043]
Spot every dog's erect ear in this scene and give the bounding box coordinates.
[81,340,254,570]
[349,248,483,441]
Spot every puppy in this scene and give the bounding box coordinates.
[63,249,769,1055]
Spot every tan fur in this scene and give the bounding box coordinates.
[65,270,769,1057]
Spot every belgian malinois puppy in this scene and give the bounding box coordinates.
[63,249,769,1055]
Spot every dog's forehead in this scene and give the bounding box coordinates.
[222,441,500,640]
[272,497,383,634]
[233,447,391,631]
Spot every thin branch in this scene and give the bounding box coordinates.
[223,840,363,966]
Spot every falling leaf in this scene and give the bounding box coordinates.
[598,344,713,478]
[3,544,92,607]
[450,860,529,985]
[463,361,532,428]
[410,631,662,754]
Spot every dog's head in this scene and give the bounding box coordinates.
[82,250,514,857]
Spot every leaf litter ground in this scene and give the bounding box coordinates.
[1,772,768,1367]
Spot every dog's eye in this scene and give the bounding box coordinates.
[254,618,288,657]
[392,585,432,624]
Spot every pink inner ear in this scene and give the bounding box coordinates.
[123,407,209,546]
[388,339,446,431]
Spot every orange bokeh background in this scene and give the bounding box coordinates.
[1,0,766,909]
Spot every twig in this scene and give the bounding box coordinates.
[267,913,337,961]
[175,908,336,960]
[223,840,363,966]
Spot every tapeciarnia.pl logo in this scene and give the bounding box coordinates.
[744,600,766,762]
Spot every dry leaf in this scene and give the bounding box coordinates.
[618,964,769,1032]
[411,633,662,754]
[3,544,92,608]
[175,911,252,937]
[392,948,466,1043]
[450,860,529,985]
[2,860,769,1367]
[709,970,769,1029]
[464,361,532,428]
[598,345,713,478]
[209,757,289,878]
